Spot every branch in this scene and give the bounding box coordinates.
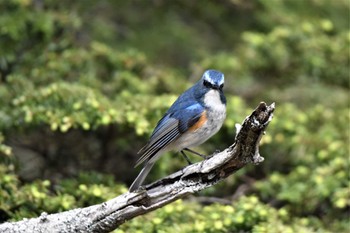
[0,102,275,233]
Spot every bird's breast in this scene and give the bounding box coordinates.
[171,90,226,150]
[192,89,226,144]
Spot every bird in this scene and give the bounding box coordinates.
[129,69,226,192]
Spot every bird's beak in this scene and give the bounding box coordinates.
[212,85,220,90]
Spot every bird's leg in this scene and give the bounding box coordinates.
[181,150,193,165]
[184,148,207,159]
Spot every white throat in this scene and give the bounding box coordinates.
[203,90,226,113]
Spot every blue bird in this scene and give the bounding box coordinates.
[129,70,226,192]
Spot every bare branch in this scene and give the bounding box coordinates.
[0,102,275,233]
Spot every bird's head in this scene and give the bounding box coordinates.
[200,69,225,91]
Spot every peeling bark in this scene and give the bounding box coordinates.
[0,102,275,233]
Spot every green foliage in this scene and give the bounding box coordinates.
[255,104,349,231]
[0,0,349,232]
[199,22,349,105]
[118,196,329,233]
[0,164,124,221]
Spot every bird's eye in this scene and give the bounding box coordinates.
[220,84,224,89]
[203,80,212,88]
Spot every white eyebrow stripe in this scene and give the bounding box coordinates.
[204,71,211,82]
[203,70,225,87]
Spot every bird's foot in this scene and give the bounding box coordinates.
[181,150,193,165]
[184,148,207,159]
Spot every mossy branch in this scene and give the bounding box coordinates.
[0,102,275,233]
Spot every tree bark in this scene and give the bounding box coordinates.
[0,102,275,233]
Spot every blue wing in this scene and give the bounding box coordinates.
[167,85,198,113]
[135,102,204,167]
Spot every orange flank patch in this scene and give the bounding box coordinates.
[189,111,207,131]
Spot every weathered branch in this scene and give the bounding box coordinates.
[0,102,275,233]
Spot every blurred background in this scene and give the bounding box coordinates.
[0,0,349,232]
